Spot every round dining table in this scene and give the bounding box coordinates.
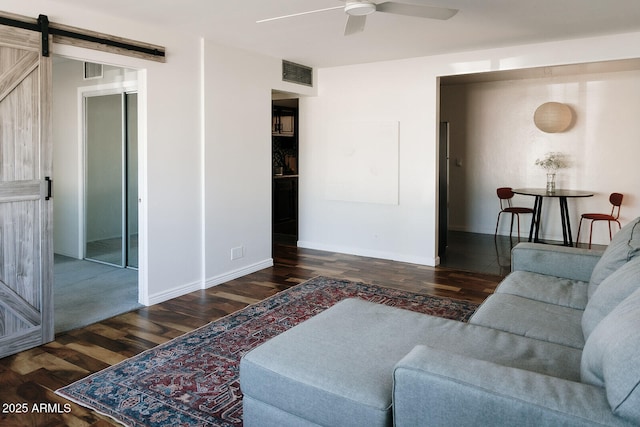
[512,188,594,246]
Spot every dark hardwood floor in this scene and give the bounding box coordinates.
[0,239,502,427]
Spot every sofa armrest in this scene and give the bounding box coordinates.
[511,242,603,282]
[393,345,631,427]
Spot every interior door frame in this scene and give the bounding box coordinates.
[79,83,138,269]
[55,48,149,307]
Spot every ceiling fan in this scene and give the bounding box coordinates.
[257,1,459,36]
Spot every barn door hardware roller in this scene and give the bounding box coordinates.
[38,14,49,57]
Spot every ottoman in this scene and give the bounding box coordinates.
[239,298,440,427]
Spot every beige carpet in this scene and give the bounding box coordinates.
[54,255,141,333]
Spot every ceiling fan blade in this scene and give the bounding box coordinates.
[344,14,367,35]
[376,2,458,20]
[257,5,343,23]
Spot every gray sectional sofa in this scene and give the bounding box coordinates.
[240,217,640,426]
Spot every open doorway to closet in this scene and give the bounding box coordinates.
[53,58,141,333]
[272,96,299,245]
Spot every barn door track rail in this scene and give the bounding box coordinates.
[0,12,166,62]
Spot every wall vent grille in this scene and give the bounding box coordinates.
[282,60,313,87]
[84,62,103,80]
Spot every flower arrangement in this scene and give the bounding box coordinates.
[535,152,568,171]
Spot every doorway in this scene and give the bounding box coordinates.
[272,97,299,244]
[52,58,141,333]
[438,121,450,257]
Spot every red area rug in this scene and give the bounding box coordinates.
[56,276,478,426]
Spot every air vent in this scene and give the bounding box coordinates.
[282,60,313,87]
[84,62,103,80]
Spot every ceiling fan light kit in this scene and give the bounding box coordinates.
[345,1,377,16]
[258,1,458,36]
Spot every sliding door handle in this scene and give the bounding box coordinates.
[45,176,52,200]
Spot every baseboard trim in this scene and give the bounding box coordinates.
[146,258,274,305]
[205,258,274,289]
[147,279,202,306]
[297,241,436,266]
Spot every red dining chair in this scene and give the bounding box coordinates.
[494,187,534,241]
[576,192,623,249]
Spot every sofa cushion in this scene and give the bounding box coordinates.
[581,287,640,424]
[511,243,602,283]
[469,294,585,349]
[582,257,640,340]
[495,270,588,309]
[394,345,619,427]
[588,217,640,297]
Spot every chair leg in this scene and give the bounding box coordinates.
[589,220,594,249]
[515,213,521,241]
[576,218,583,247]
[495,213,502,238]
[608,221,613,241]
[509,214,515,239]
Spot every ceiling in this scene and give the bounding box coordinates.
[51,0,640,69]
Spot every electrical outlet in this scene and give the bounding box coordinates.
[231,246,244,260]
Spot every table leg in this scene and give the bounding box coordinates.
[559,196,573,246]
[527,196,536,242]
[531,196,543,243]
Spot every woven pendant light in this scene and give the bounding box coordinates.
[534,102,572,133]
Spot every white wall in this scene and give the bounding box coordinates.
[299,59,438,265]
[51,59,83,258]
[301,32,640,266]
[202,41,316,286]
[442,69,640,244]
[202,41,274,286]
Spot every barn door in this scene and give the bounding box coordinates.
[0,23,53,358]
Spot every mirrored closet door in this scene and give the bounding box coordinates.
[85,92,138,268]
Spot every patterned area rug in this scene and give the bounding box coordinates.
[56,276,478,427]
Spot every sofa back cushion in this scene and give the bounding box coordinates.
[582,257,640,340]
[588,217,640,297]
[581,287,640,423]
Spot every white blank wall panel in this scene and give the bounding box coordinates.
[325,121,399,205]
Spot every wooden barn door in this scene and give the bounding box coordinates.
[0,23,53,358]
